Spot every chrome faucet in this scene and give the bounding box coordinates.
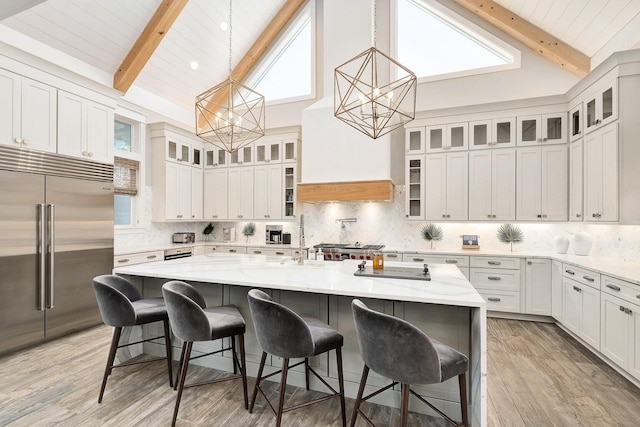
[298,214,305,265]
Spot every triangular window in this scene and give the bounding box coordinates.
[245,2,313,103]
[396,0,520,80]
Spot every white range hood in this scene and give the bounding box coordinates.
[299,0,403,201]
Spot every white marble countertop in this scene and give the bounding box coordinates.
[113,254,486,308]
[114,242,304,256]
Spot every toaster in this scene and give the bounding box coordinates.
[173,232,195,243]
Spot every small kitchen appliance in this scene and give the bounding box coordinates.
[172,232,195,243]
[282,233,291,244]
[265,225,283,244]
[223,227,236,242]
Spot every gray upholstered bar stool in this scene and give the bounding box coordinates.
[92,274,173,403]
[247,289,346,427]
[351,299,469,427]
[162,280,248,427]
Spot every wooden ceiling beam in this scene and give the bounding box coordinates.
[114,0,189,93]
[451,0,590,76]
[197,0,306,128]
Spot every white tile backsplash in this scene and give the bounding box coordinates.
[116,185,640,262]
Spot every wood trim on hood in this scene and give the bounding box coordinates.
[297,180,393,202]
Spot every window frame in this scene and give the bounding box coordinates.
[392,0,521,83]
[244,0,316,106]
[113,111,145,232]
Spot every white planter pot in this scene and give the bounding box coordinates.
[553,235,570,254]
[573,232,593,256]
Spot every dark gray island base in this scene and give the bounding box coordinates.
[114,254,487,426]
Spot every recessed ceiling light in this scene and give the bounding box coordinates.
[220,22,228,31]
[190,61,199,70]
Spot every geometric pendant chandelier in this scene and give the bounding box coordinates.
[195,0,265,153]
[334,1,416,139]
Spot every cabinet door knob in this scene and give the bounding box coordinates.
[14,137,22,144]
[573,286,582,292]
[576,214,581,218]
[177,214,183,218]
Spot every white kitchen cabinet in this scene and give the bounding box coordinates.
[425,152,468,221]
[229,145,253,167]
[0,69,57,153]
[228,166,254,220]
[425,123,467,153]
[204,146,228,168]
[585,74,617,134]
[57,90,114,163]
[216,246,248,254]
[114,250,163,267]
[282,138,299,162]
[516,113,566,146]
[254,164,283,219]
[470,256,523,314]
[469,117,515,150]
[164,162,191,220]
[569,140,584,221]
[569,102,583,142]
[468,148,515,221]
[166,139,190,164]
[516,145,568,221]
[191,167,203,220]
[525,258,551,316]
[551,260,563,321]
[402,254,469,280]
[405,127,425,153]
[562,265,601,350]
[248,247,291,257]
[584,122,618,222]
[204,169,228,220]
[405,155,425,220]
[255,139,281,164]
[283,165,298,218]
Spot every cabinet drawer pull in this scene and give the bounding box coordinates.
[413,258,424,262]
[445,259,458,264]
[487,297,501,302]
[275,252,285,255]
[573,286,582,292]
[117,258,130,263]
[253,250,262,254]
[177,215,183,218]
[619,306,633,315]
[606,284,621,292]
[565,269,575,275]
[583,276,595,282]
[488,276,502,280]
[487,261,501,265]
[229,249,237,253]
[637,294,640,300]
[387,254,398,258]
[147,255,157,260]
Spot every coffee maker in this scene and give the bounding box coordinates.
[265,225,283,244]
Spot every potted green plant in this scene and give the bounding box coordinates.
[497,223,523,252]
[242,222,256,243]
[421,223,443,249]
[203,223,214,242]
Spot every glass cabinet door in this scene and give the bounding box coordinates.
[446,123,468,150]
[426,126,444,151]
[405,156,424,219]
[405,128,425,153]
[283,139,298,162]
[469,120,490,150]
[542,113,566,143]
[569,103,583,142]
[204,148,227,168]
[517,115,540,145]
[493,118,515,147]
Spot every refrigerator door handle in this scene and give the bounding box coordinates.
[38,204,46,311]
[47,204,55,309]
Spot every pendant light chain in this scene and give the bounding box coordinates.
[372,0,376,49]
[228,0,232,79]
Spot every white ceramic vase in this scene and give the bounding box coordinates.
[573,231,593,256]
[553,235,570,254]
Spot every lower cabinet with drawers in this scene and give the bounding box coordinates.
[469,255,523,313]
[114,250,164,267]
[562,264,601,350]
[402,253,470,280]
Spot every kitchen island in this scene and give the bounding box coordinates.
[114,254,487,426]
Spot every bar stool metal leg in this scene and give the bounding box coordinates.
[400,384,410,427]
[459,372,469,427]
[249,351,268,413]
[349,365,370,427]
[336,347,346,427]
[276,357,290,427]
[98,326,122,403]
[163,318,174,388]
[174,341,187,391]
[172,341,193,427]
[238,335,249,410]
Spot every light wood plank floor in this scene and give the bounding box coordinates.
[1,318,639,426]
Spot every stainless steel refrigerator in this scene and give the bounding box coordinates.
[0,146,114,355]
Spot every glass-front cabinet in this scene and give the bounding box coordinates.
[405,127,425,153]
[569,102,583,142]
[229,145,253,166]
[167,139,191,163]
[204,147,228,168]
[255,139,281,164]
[283,139,299,162]
[283,165,297,218]
[469,117,515,149]
[425,123,467,152]
[585,75,617,134]
[517,113,566,146]
[405,155,424,219]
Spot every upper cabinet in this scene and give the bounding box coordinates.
[229,145,253,167]
[405,127,425,154]
[469,117,516,150]
[425,123,468,153]
[569,140,584,222]
[517,112,567,146]
[424,152,468,221]
[0,69,57,154]
[569,102,583,142]
[255,139,281,164]
[57,91,114,163]
[204,146,228,168]
[468,148,516,221]
[585,73,618,134]
[584,122,618,222]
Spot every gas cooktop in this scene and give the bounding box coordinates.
[314,243,385,251]
[313,243,385,261]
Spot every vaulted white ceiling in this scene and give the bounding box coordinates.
[1,0,639,120]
